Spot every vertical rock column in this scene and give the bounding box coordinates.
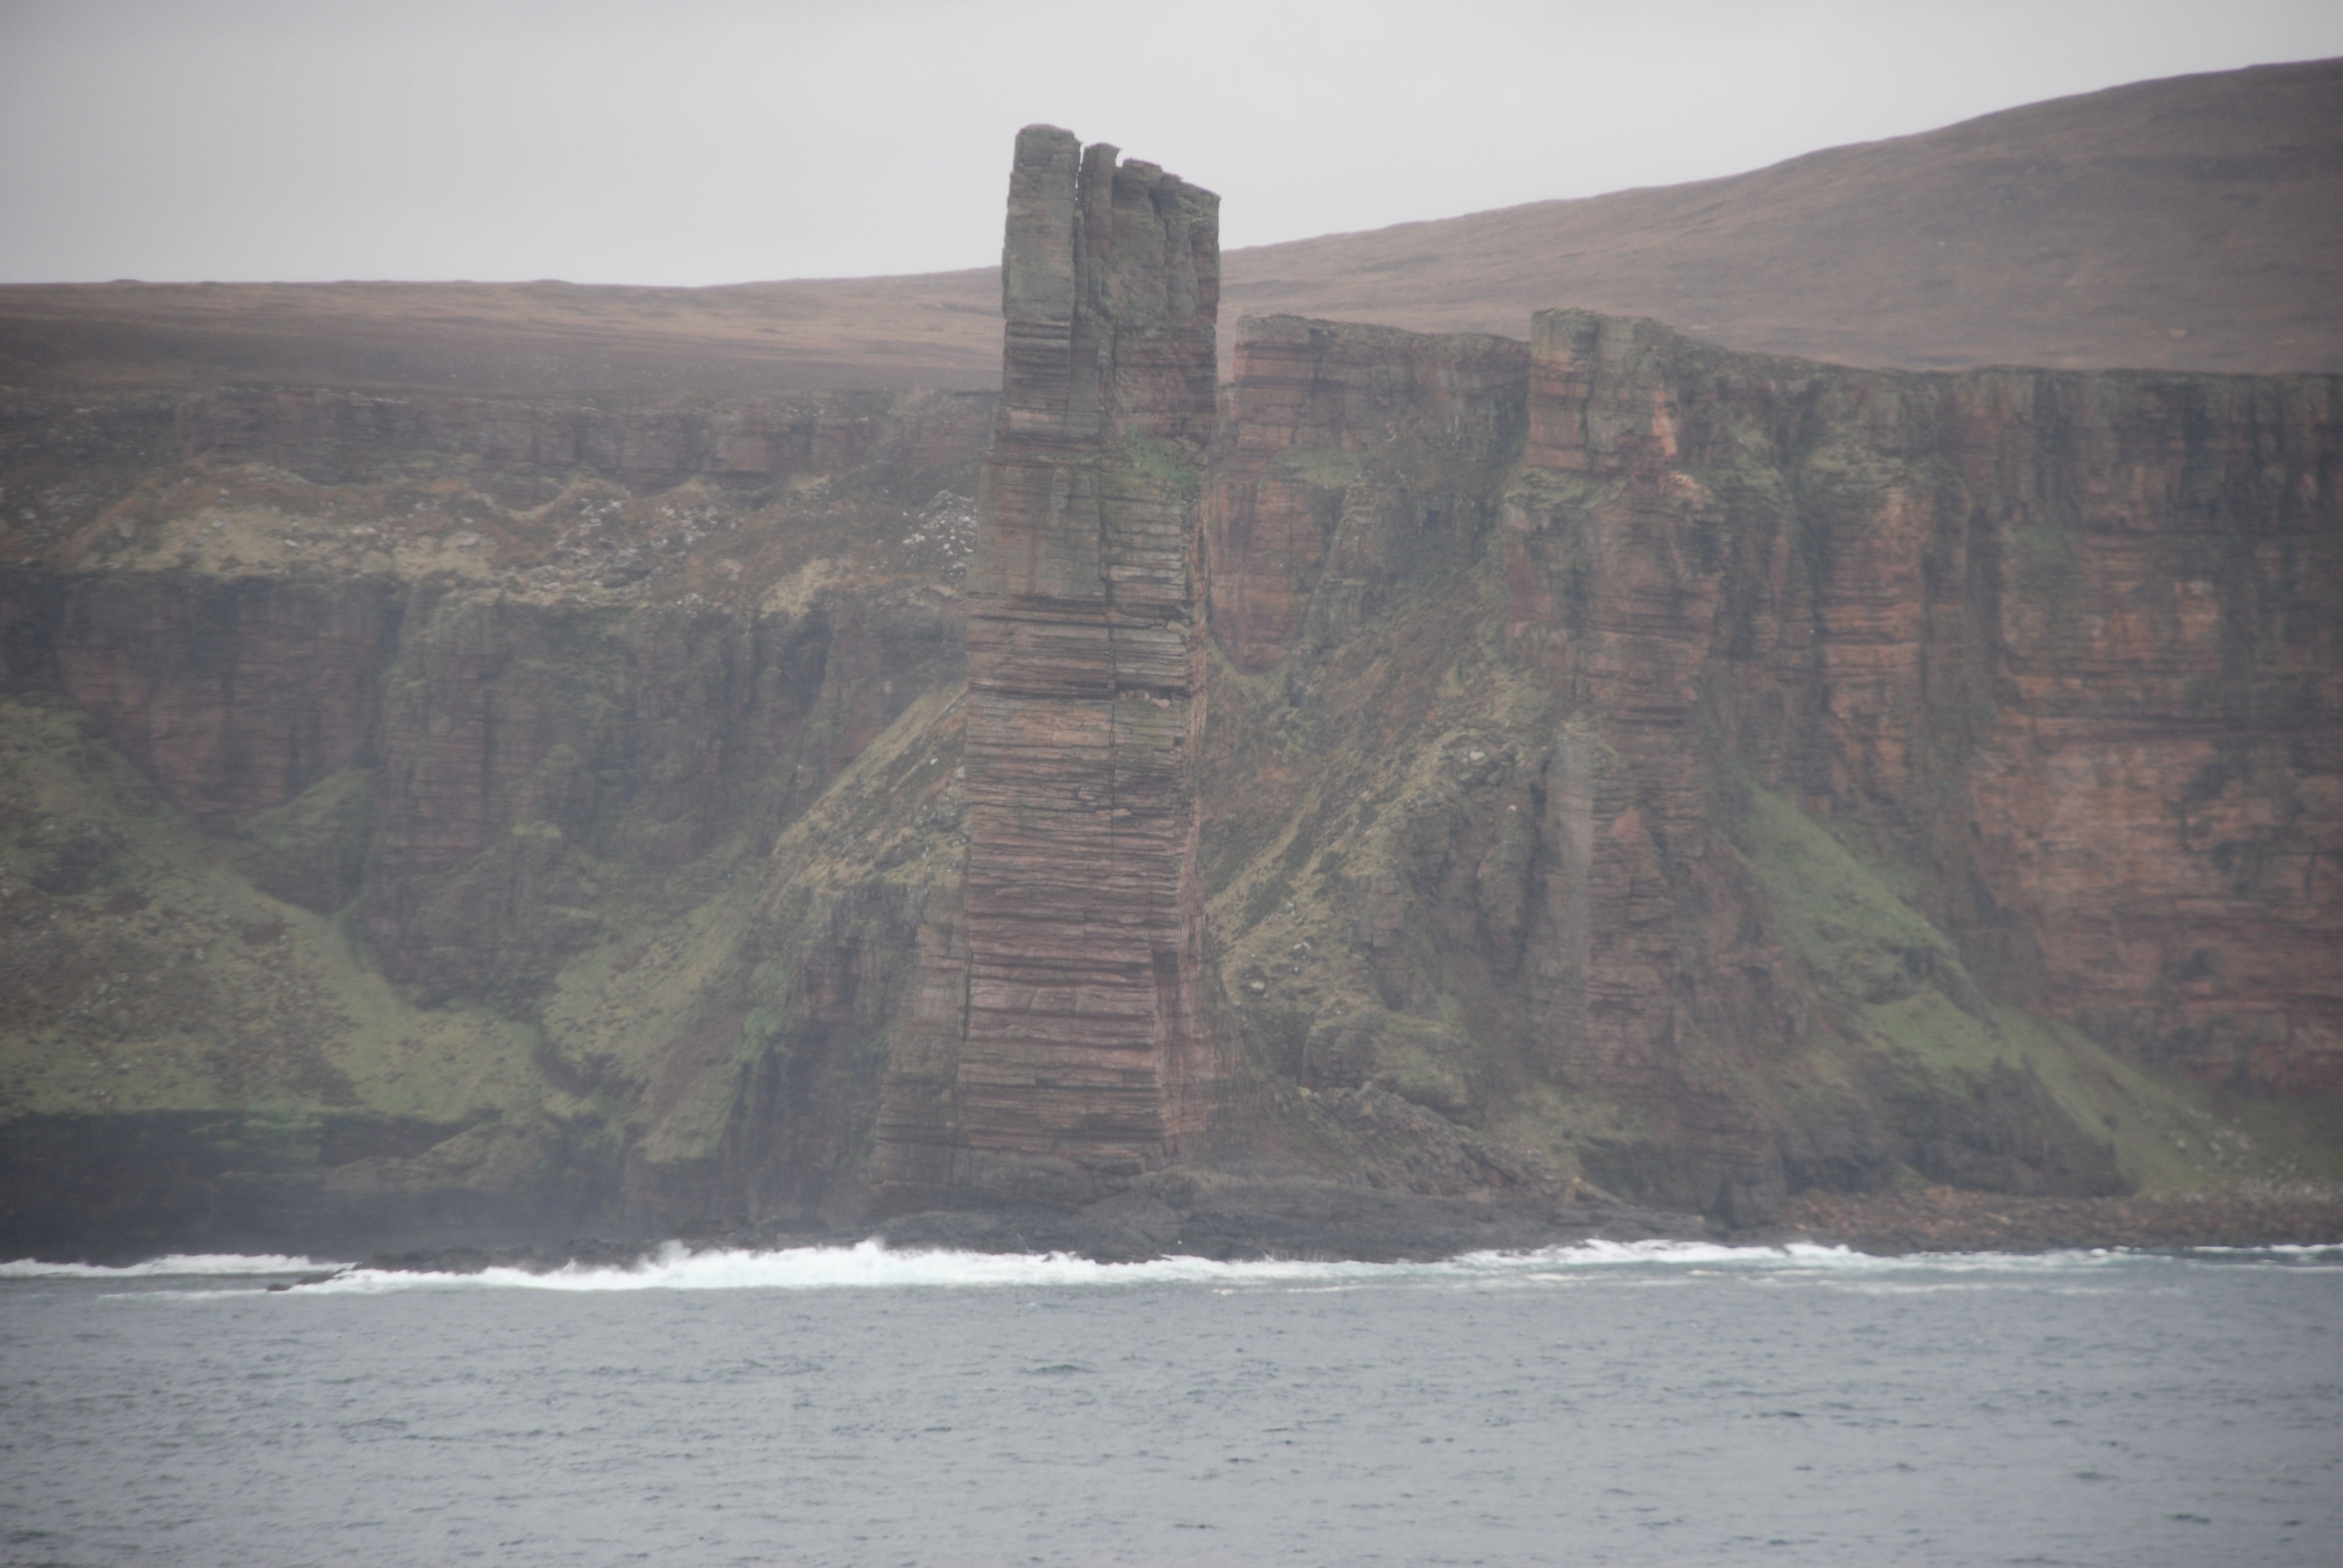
[879,126,1222,1204]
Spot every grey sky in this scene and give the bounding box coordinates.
[4,0,2339,286]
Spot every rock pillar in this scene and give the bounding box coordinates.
[874,125,1222,1206]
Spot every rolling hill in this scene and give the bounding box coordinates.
[1,56,2336,396]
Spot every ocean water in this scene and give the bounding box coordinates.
[2,1241,2337,1566]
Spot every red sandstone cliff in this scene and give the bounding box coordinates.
[1200,309,2339,1217]
[872,128,1225,1207]
[5,117,2341,1249]
[4,296,2337,1249]
[0,381,992,1251]
[1510,310,2340,1098]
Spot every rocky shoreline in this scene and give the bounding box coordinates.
[1774,1182,2343,1255]
[316,1178,2343,1281]
[350,1171,1700,1275]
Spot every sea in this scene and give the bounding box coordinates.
[1,1240,2336,1567]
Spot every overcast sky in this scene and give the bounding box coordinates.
[4,0,2339,287]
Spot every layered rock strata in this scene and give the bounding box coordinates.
[1207,317,1529,672]
[1201,309,2339,1219]
[176,386,994,496]
[1510,310,2341,1098]
[5,253,2339,1253]
[873,127,1223,1205]
[0,385,991,1252]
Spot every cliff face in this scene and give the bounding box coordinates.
[174,386,991,497]
[5,150,2340,1253]
[0,384,989,1252]
[1509,311,2341,1099]
[872,128,1225,1207]
[1199,311,2339,1215]
[1207,319,1529,672]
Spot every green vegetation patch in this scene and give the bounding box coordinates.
[0,689,576,1218]
[1726,780,2322,1193]
[228,767,374,913]
[536,686,968,1177]
[1115,434,1202,498]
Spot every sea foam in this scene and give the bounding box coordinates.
[76,1237,2159,1295]
[9,1236,2329,1296]
[297,1236,2030,1295]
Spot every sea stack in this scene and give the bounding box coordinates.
[873,126,1224,1206]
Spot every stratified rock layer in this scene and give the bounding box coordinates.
[0,383,992,1253]
[4,282,2338,1253]
[1202,309,2339,1221]
[175,387,992,496]
[1207,318,1529,671]
[873,128,1222,1206]
[1512,310,2341,1099]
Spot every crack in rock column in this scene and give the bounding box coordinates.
[884,125,1222,1204]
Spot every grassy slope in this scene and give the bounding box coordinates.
[0,674,974,1216]
[1725,783,2332,1192]
[0,696,566,1146]
[1202,557,2335,1197]
[11,602,2312,1219]
[0,400,984,1223]
[533,684,968,1180]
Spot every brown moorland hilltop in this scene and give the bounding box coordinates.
[2,57,2336,396]
[1228,54,2343,374]
[0,272,1004,399]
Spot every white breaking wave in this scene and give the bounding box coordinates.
[297,1241,1398,1295]
[0,1252,345,1279]
[11,1237,2330,1296]
[226,1238,2152,1296]
[2193,1242,2343,1257]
